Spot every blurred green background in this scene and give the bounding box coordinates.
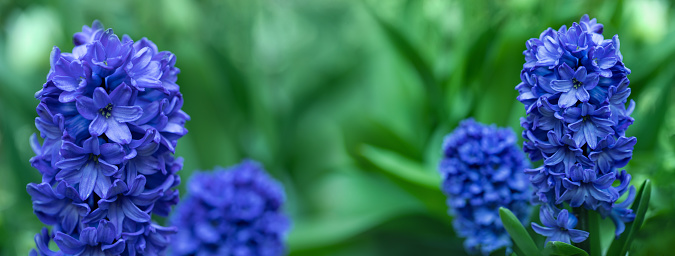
[1,0,674,255]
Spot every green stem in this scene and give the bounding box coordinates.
[573,207,601,255]
[574,207,590,253]
[588,210,602,256]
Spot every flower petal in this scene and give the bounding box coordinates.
[576,87,590,102]
[54,232,85,255]
[79,162,98,200]
[92,87,112,109]
[568,229,589,243]
[89,115,108,136]
[109,83,132,105]
[122,197,151,223]
[75,96,98,120]
[113,106,143,123]
[550,80,573,92]
[105,119,132,144]
[558,90,578,108]
[94,169,112,198]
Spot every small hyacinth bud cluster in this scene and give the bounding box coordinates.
[170,160,291,256]
[516,15,636,242]
[28,21,189,255]
[439,118,531,255]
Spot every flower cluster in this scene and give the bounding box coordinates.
[516,15,636,241]
[439,118,531,255]
[28,21,189,255]
[170,160,291,256]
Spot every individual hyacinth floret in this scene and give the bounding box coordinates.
[28,20,189,256]
[170,160,291,256]
[516,14,637,243]
[438,118,532,255]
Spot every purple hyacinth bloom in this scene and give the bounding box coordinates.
[588,136,636,174]
[516,15,636,242]
[536,34,563,68]
[558,24,589,54]
[31,228,64,256]
[598,170,636,238]
[28,20,188,255]
[107,46,163,91]
[439,118,531,255]
[54,220,125,255]
[55,137,125,199]
[27,182,90,234]
[563,103,614,149]
[76,84,142,144]
[579,15,603,34]
[557,164,617,208]
[532,206,589,244]
[85,28,133,76]
[170,160,291,256]
[536,131,592,172]
[551,64,599,108]
[607,78,633,127]
[88,177,158,237]
[588,44,618,78]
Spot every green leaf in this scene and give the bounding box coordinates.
[288,170,423,251]
[360,144,441,190]
[606,179,652,256]
[499,207,541,256]
[542,241,589,256]
[363,3,446,124]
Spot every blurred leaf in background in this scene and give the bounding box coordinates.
[0,0,674,255]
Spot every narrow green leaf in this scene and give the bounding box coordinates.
[542,241,589,256]
[362,2,446,124]
[360,144,441,190]
[499,207,541,256]
[606,179,652,256]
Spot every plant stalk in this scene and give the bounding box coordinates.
[574,207,601,256]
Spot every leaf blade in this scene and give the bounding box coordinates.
[499,207,541,256]
[360,144,441,190]
[606,179,652,256]
[542,241,589,256]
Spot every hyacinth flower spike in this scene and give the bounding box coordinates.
[439,118,531,255]
[29,21,188,255]
[171,160,291,256]
[514,14,642,253]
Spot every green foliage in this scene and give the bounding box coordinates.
[499,207,540,256]
[607,179,652,256]
[542,242,588,256]
[0,0,673,255]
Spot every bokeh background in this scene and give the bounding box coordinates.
[1,0,674,255]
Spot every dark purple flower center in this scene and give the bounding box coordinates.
[99,103,113,118]
[572,78,583,89]
[89,153,100,163]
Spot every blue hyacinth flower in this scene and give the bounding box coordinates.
[531,206,589,245]
[516,14,637,243]
[29,20,189,255]
[439,118,531,255]
[170,160,291,256]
